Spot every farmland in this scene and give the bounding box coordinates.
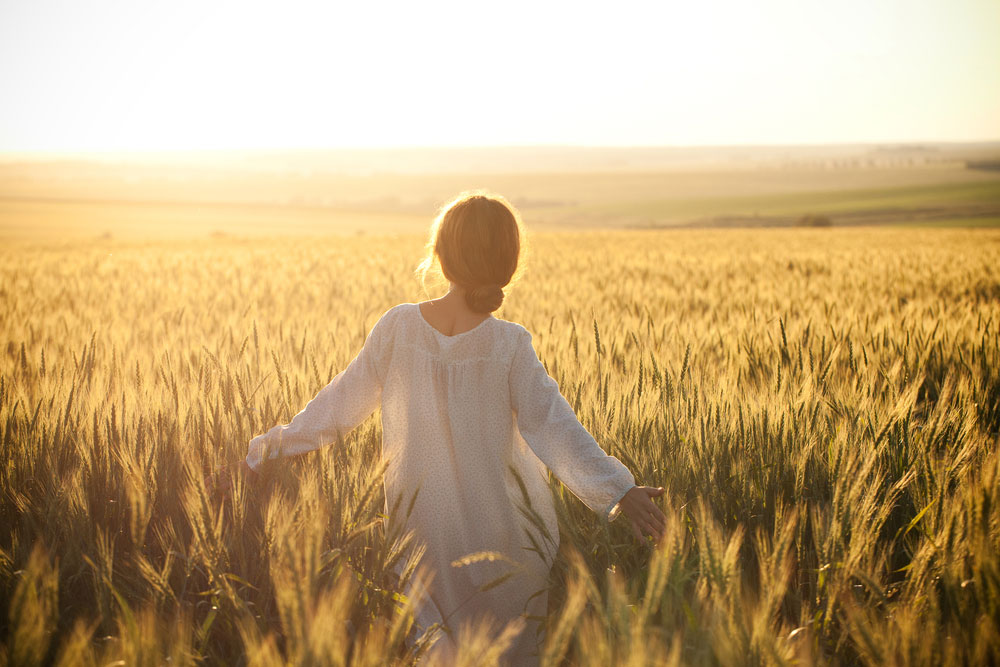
[1,220,999,664]
[2,145,1000,239]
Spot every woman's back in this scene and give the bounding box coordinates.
[381,302,545,534]
[379,303,557,660]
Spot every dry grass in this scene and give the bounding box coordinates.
[1,227,999,664]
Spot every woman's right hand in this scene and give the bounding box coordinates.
[620,485,667,543]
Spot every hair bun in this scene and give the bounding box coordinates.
[466,284,505,313]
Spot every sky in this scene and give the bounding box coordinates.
[0,0,998,152]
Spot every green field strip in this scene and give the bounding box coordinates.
[590,179,1000,222]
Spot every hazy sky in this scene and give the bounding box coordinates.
[1,0,998,151]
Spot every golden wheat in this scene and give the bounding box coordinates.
[1,227,998,665]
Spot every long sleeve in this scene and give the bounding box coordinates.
[245,313,389,471]
[509,329,635,519]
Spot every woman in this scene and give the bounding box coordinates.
[243,192,666,663]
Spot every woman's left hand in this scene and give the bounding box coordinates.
[620,485,667,543]
[205,460,257,498]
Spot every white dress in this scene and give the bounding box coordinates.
[246,303,636,663]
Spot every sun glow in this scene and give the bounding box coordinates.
[1,0,998,152]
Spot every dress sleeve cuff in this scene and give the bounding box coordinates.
[245,435,264,472]
[605,483,634,522]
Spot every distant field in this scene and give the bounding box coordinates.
[2,147,1000,238]
[613,179,1000,227]
[899,215,1000,228]
[0,198,426,240]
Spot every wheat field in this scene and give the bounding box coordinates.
[1,227,999,665]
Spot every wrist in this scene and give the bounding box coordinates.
[606,484,636,522]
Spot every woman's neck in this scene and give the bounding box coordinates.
[419,286,491,336]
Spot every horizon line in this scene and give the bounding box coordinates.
[2,139,1000,159]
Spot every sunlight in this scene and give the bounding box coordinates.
[0,0,998,151]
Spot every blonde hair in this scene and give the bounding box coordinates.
[417,191,525,313]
